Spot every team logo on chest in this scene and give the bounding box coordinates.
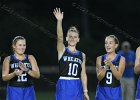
[63,56,82,64]
[10,63,31,69]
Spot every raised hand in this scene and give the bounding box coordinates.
[53,8,63,21]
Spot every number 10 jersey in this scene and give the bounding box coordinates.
[58,48,83,78]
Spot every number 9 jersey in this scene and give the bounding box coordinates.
[95,54,122,100]
[99,54,121,87]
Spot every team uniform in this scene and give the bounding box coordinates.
[118,50,135,100]
[55,47,84,100]
[7,54,36,100]
[95,54,122,100]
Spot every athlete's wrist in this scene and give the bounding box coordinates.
[57,20,63,22]
[109,63,114,68]
[110,65,115,71]
[13,72,16,77]
[105,65,109,69]
[83,89,88,93]
[103,66,107,71]
[25,68,30,73]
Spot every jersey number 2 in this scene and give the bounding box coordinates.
[68,63,78,76]
[17,73,27,82]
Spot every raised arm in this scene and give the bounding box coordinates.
[134,47,140,74]
[53,8,65,60]
[81,53,89,100]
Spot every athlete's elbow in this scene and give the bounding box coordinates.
[2,76,9,81]
[134,68,138,74]
[134,67,139,74]
[134,70,139,75]
[97,77,101,81]
[37,74,40,79]
[97,75,103,81]
[3,79,8,81]
[35,73,40,79]
[116,75,121,80]
[116,77,121,81]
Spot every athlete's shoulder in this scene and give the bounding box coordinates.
[97,55,102,60]
[28,55,35,59]
[78,52,86,61]
[3,56,11,63]
[97,54,105,59]
[135,47,140,57]
[96,55,105,63]
[137,46,140,50]
[80,52,85,56]
[96,56,102,64]
[136,47,140,53]
[5,56,10,60]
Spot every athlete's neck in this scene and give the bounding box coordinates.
[106,52,117,60]
[14,53,25,60]
[67,46,77,53]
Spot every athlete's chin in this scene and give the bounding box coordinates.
[68,43,76,47]
[17,51,25,55]
[106,51,113,54]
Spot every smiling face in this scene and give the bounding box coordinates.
[66,26,80,47]
[105,36,118,53]
[66,31,79,47]
[12,36,26,55]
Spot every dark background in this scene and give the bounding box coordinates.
[0,0,140,99]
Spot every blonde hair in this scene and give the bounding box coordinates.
[67,26,79,36]
[106,35,119,46]
[12,36,26,45]
[12,36,26,52]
